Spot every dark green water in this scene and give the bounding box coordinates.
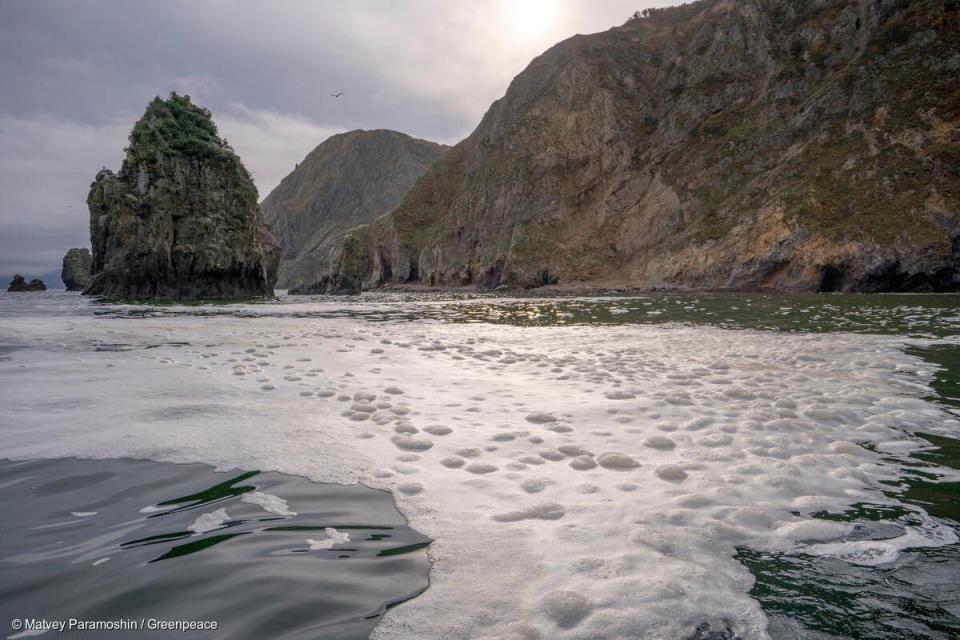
[726,302,960,640]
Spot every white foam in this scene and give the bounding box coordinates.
[804,516,959,566]
[240,491,296,516]
[138,505,170,513]
[307,527,350,550]
[187,508,230,535]
[2,296,959,640]
[776,520,852,542]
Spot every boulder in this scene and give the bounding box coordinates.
[61,248,92,291]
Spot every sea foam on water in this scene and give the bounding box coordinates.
[2,295,959,639]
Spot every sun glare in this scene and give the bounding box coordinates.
[500,0,558,44]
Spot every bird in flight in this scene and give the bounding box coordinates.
[330,91,343,98]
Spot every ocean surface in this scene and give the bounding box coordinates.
[1,290,959,639]
[0,458,430,639]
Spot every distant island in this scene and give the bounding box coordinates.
[7,274,46,292]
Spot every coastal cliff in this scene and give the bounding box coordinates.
[337,0,959,292]
[261,130,447,289]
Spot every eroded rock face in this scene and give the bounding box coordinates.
[8,275,46,292]
[84,93,280,300]
[289,234,363,295]
[338,0,960,292]
[61,248,92,291]
[261,129,447,289]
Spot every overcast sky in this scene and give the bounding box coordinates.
[0,0,668,284]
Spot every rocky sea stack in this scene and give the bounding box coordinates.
[8,275,46,292]
[84,93,279,300]
[61,248,92,291]
[336,0,960,293]
[262,129,447,289]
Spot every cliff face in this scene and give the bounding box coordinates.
[61,248,92,291]
[344,0,960,292]
[84,93,280,300]
[288,234,364,295]
[261,130,447,288]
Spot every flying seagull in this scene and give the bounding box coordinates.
[330,91,343,98]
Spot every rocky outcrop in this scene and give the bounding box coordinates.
[261,130,447,289]
[8,275,46,292]
[61,248,92,291]
[289,234,363,295]
[338,0,960,293]
[84,93,280,300]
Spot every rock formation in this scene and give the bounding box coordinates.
[61,248,92,291]
[289,234,364,295]
[261,130,447,289]
[8,275,46,291]
[336,0,960,293]
[84,93,280,300]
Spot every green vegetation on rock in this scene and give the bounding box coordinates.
[84,93,279,300]
[124,93,243,170]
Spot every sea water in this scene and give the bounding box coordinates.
[0,457,430,639]
[1,290,958,639]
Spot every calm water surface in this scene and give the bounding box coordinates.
[0,457,430,639]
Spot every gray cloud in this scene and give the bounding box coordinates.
[0,0,664,285]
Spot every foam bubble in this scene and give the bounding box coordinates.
[542,591,592,628]
[240,491,296,516]
[187,508,230,535]
[306,527,351,550]
[597,452,640,470]
[492,503,566,522]
[655,465,688,482]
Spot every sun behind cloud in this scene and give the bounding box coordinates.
[499,0,560,44]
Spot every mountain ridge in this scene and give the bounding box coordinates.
[261,129,448,288]
[332,0,960,293]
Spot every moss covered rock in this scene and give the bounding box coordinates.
[84,93,280,300]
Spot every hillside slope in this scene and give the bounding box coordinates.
[261,130,447,288]
[341,0,960,292]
